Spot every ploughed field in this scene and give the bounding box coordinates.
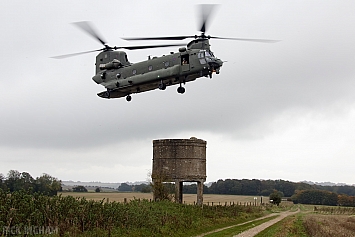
[58,192,270,205]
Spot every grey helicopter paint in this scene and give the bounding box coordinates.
[53,5,277,101]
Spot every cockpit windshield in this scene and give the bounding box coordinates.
[199,50,216,64]
[205,51,212,57]
[198,50,215,59]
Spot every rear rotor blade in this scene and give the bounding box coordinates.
[123,36,194,41]
[51,49,102,59]
[118,43,185,50]
[72,21,107,46]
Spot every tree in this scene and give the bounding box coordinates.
[35,173,62,196]
[95,187,101,192]
[140,185,152,193]
[5,170,21,192]
[0,173,6,191]
[20,172,36,192]
[118,183,133,192]
[292,190,338,206]
[269,190,282,206]
[73,186,88,192]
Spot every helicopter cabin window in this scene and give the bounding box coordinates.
[132,69,137,75]
[148,65,153,71]
[181,55,189,65]
[164,61,169,67]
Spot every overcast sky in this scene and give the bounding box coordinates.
[1,0,355,184]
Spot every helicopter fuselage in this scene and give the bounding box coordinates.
[93,39,223,100]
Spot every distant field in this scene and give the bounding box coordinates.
[58,192,270,205]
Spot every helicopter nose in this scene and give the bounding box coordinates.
[216,59,223,67]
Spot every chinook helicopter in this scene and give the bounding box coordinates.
[53,5,277,101]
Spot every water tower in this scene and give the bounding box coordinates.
[152,137,206,205]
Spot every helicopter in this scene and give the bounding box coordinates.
[53,5,278,102]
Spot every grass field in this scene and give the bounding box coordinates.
[58,192,270,205]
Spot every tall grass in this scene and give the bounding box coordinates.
[0,189,264,236]
[303,215,355,237]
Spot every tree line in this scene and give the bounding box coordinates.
[118,179,355,206]
[0,170,61,196]
[118,179,355,197]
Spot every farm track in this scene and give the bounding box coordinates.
[196,209,300,237]
[233,209,300,237]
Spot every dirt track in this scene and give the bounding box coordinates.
[197,209,299,237]
[233,210,299,237]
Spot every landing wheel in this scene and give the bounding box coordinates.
[126,95,132,102]
[159,82,166,90]
[177,86,185,94]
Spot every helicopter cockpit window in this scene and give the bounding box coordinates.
[198,50,207,64]
[199,50,215,59]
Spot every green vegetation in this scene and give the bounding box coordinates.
[72,185,88,192]
[269,190,282,206]
[117,182,152,193]
[291,190,338,206]
[0,170,61,196]
[0,189,265,236]
[3,171,355,236]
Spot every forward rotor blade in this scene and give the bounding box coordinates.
[199,4,218,33]
[210,36,280,43]
[51,49,102,59]
[123,36,194,41]
[72,21,107,46]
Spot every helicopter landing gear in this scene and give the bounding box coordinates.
[126,95,132,102]
[159,81,166,90]
[177,86,185,94]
